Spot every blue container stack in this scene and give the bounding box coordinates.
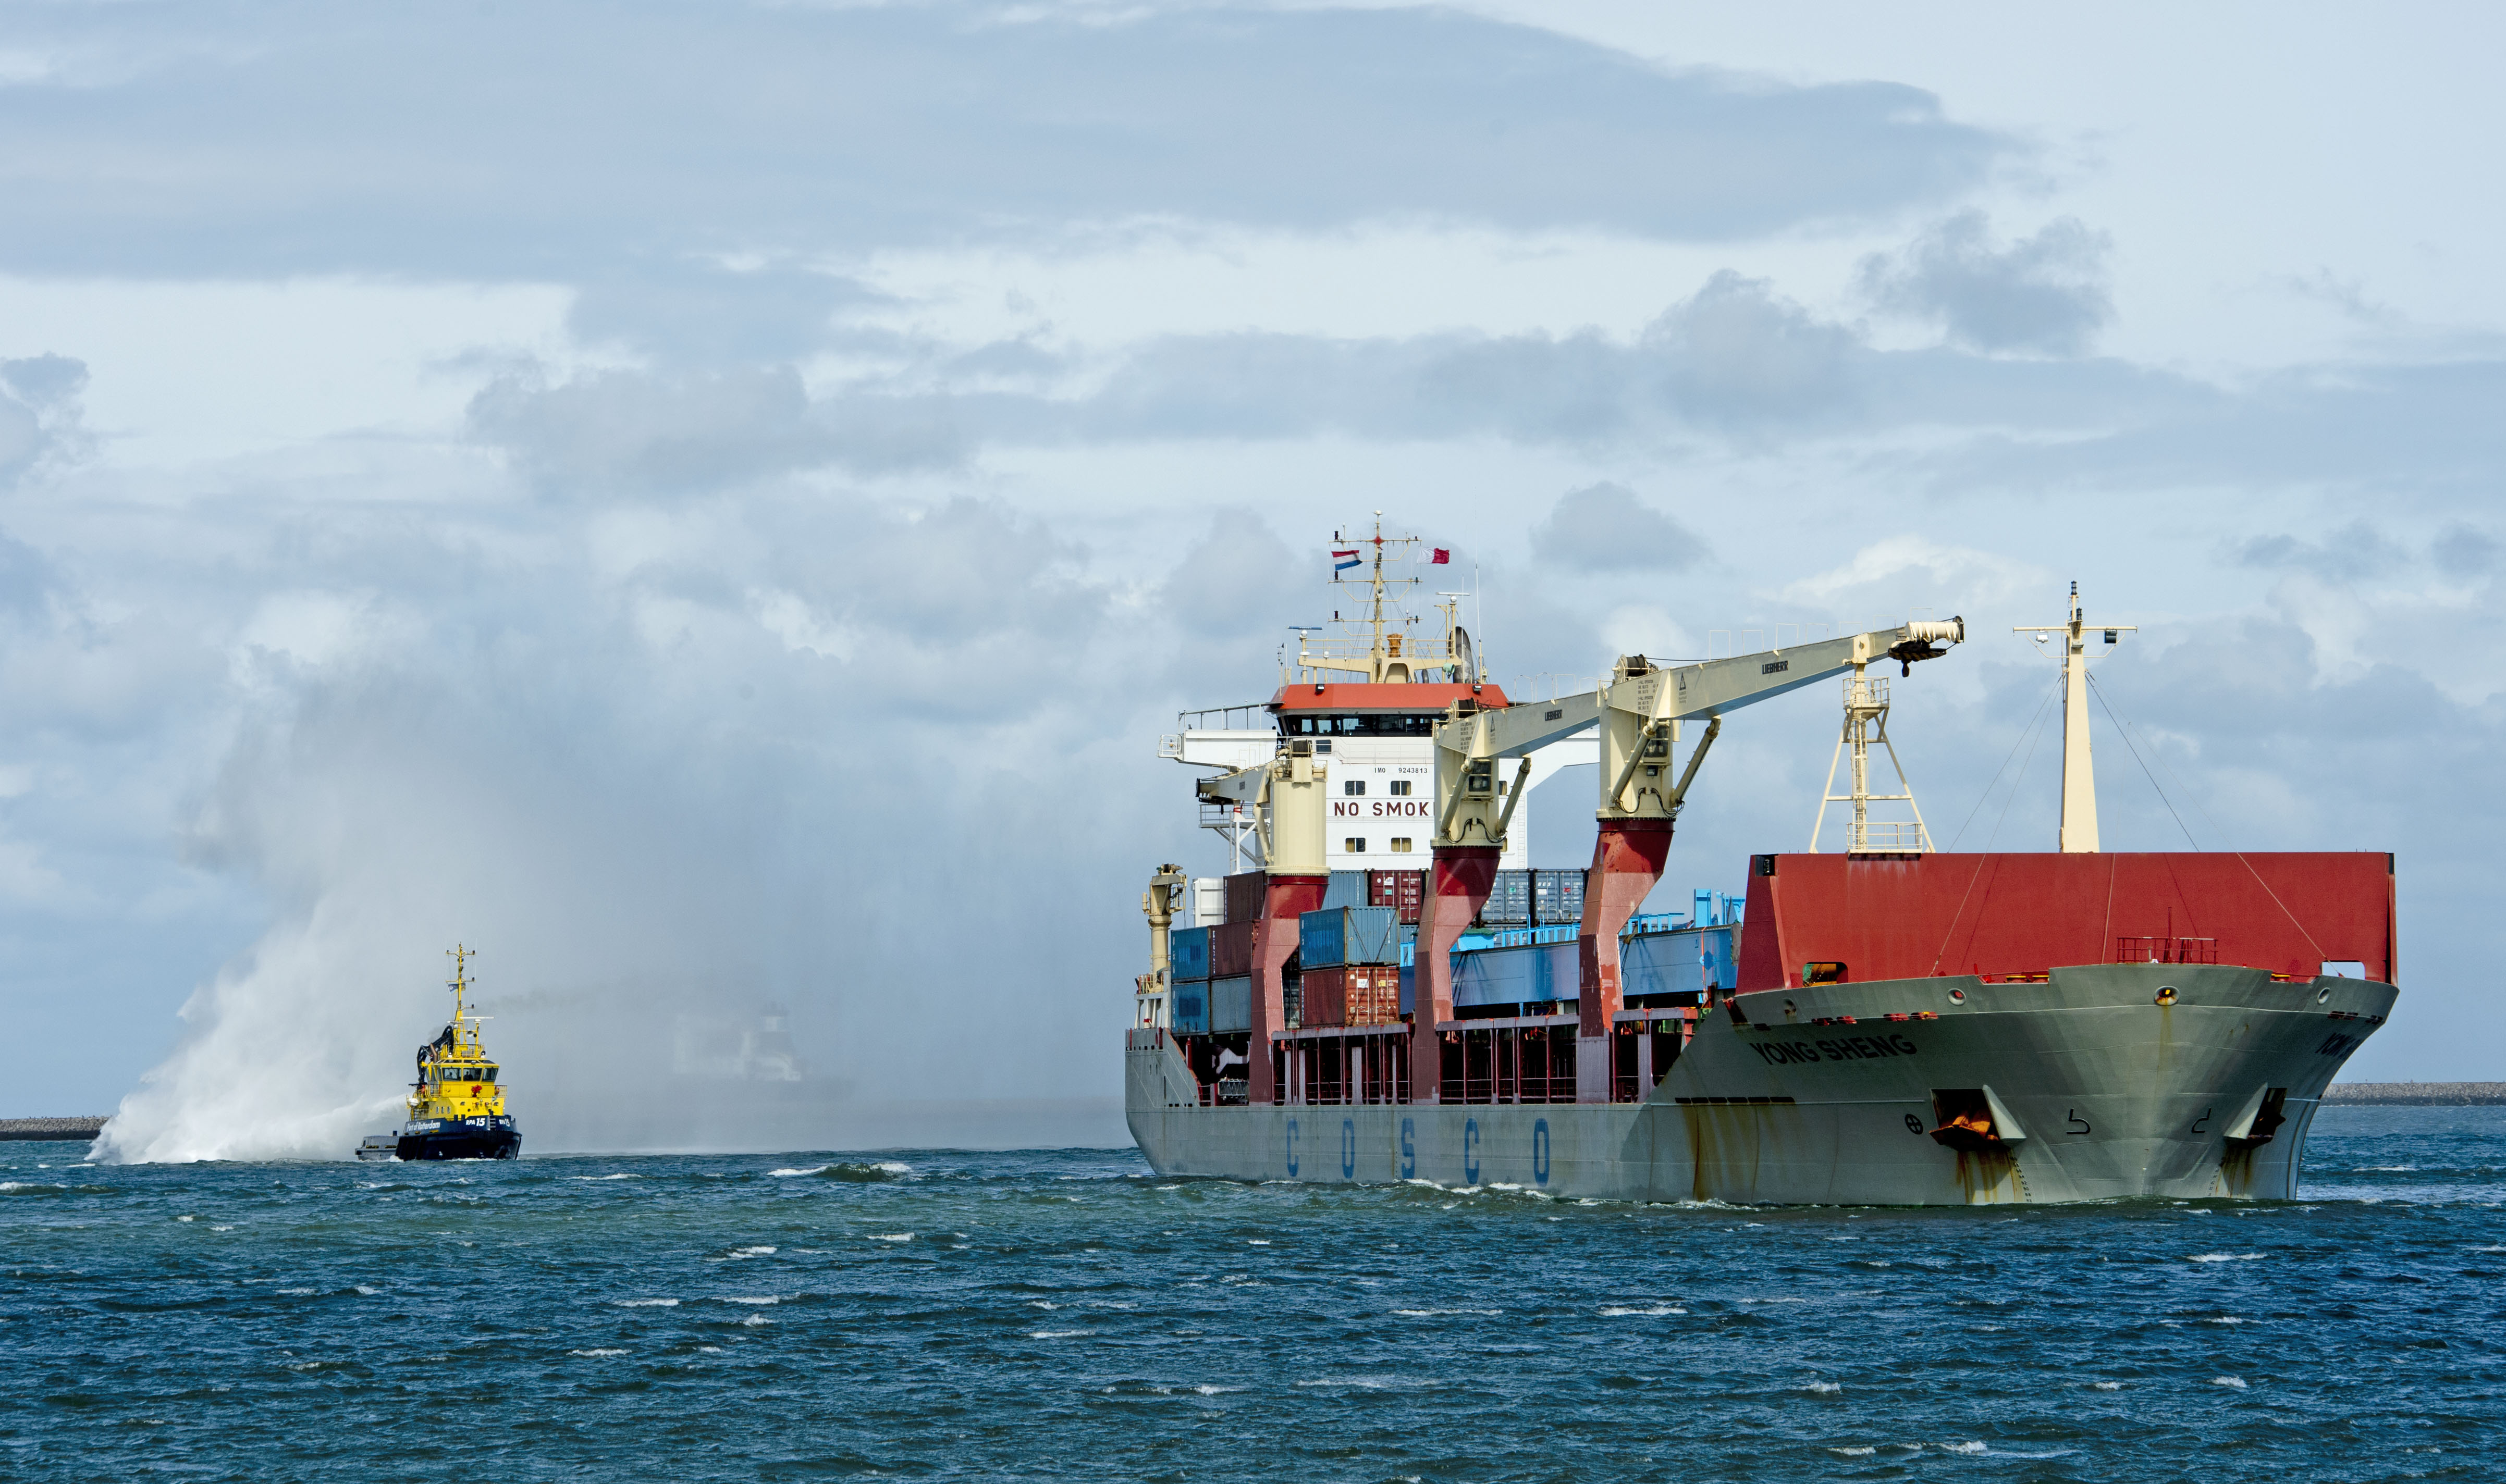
[1170,923,1213,1034]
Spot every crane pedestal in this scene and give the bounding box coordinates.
[1577,818,1676,1102]
[1410,845,1500,1103]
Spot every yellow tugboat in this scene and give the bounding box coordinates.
[360,946,520,1161]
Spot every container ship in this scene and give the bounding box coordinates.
[355,946,522,1161]
[1125,525,2396,1204]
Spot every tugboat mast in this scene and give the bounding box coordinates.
[446,943,482,1055]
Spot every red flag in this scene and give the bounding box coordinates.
[1430,548,1451,564]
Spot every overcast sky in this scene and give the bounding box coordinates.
[2,1,2496,1151]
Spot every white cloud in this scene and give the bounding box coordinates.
[750,588,863,662]
[1598,604,1697,662]
[1775,536,2047,614]
[235,590,417,672]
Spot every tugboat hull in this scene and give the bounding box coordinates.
[395,1117,521,1161]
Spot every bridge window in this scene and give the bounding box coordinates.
[1391,837,1414,852]
[1388,780,1411,796]
[1283,714,1437,738]
[1345,837,1367,853]
[1343,780,1366,796]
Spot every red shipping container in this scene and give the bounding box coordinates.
[1224,871,1268,925]
[1348,971,1401,1027]
[1210,921,1258,979]
[1367,869,1426,924]
[1301,967,1401,1028]
[1302,967,1344,1027]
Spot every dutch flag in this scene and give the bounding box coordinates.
[1332,548,1361,574]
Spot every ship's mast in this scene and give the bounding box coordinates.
[1367,513,1389,665]
[446,944,477,1054]
[2015,583,2134,853]
[1303,512,1430,683]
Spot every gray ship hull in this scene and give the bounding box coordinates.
[1127,964,2396,1204]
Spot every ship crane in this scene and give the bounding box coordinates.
[1409,619,1965,1101]
[1194,616,1966,1103]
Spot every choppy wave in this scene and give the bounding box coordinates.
[8,1118,2502,1479]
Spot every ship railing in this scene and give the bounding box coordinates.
[1176,702,1274,731]
[1296,635,1461,665]
[1283,1089,1415,1107]
[2112,935,2222,965]
[1844,821,1928,855]
[1467,923,1582,951]
[1440,1076,1578,1106]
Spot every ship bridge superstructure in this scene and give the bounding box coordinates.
[1160,516,1594,874]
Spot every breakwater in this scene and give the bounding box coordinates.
[2324,1082,2506,1105]
[0,1117,104,1142]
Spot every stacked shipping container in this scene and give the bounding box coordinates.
[1367,869,1426,923]
[1471,869,1587,928]
[1299,906,1400,969]
[1168,921,1256,1034]
[1300,966,1399,1027]
[1296,903,1402,1028]
[1176,871,1735,1034]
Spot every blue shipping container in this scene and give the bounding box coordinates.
[1170,980,1209,1035]
[1170,925,1213,983]
[1399,961,1414,1016]
[1532,868,1586,926]
[1210,975,1253,1034]
[1620,926,1736,1000]
[1450,939,1582,1009]
[1477,870,1531,926]
[1299,906,1399,968]
[1321,870,1371,909]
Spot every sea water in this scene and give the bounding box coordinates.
[4,1107,2500,1481]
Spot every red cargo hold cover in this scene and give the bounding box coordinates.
[1735,852,2396,991]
